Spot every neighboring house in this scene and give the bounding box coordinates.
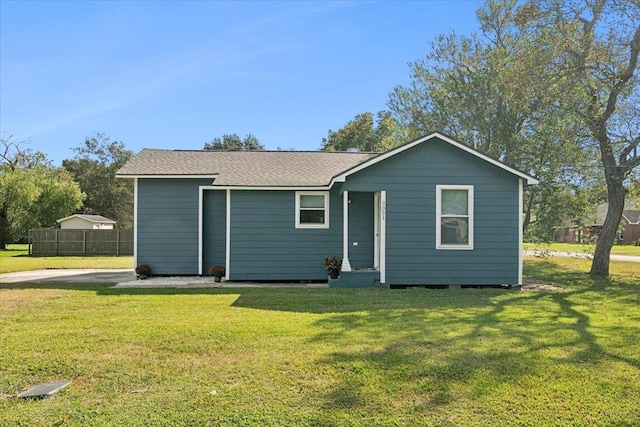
[57,214,117,230]
[116,132,538,287]
[553,202,640,245]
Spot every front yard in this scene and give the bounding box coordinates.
[0,245,133,273]
[1,257,639,426]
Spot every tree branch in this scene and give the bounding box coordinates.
[602,24,640,124]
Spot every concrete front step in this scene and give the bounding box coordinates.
[329,269,380,288]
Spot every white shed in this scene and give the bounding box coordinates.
[57,214,117,230]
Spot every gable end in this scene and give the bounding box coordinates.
[332,132,539,186]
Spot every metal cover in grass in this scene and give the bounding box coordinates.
[18,381,70,398]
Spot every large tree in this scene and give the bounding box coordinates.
[203,133,264,151]
[1,136,84,248]
[62,133,134,229]
[539,0,640,276]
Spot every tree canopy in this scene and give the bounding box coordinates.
[321,111,408,152]
[1,136,84,248]
[62,133,134,229]
[203,133,264,151]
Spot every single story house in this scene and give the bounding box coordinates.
[116,132,538,287]
[553,201,640,245]
[57,214,116,230]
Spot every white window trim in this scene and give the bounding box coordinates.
[295,191,330,229]
[436,185,474,250]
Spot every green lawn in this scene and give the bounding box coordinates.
[524,241,640,256]
[0,244,133,273]
[1,258,639,426]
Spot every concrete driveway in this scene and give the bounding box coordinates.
[0,269,328,288]
[0,269,135,284]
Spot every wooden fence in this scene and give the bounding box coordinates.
[29,229,133,256]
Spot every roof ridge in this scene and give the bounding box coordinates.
[138,148,377,154]
[166,149,378,154]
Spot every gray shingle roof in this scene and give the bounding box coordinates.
[116,149,378,187]
[589,201,640,225]
[625,209,640,224]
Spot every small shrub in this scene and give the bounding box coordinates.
[208,264,225,277]
[135,264,151,275]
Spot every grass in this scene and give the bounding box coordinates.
[2,243,636,275]
[1,258,639,426]
[524,241,640,256]
[0,244,133,273]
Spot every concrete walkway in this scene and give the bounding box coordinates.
[2,251,637,287]
[115,277,328,288]
[0,269,328,288]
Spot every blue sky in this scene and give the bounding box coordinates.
[1,0,482,165]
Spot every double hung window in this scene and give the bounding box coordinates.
[436,185,473,249]
[296,192,329,228]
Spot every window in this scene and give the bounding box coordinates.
[436,185,473,250]
[296,192,329,228]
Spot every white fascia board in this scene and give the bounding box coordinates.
[207,185,332,191]
[115,174,218,180]
[118,177,331,191]
[331,132,539,186]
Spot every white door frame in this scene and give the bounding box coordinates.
[374,192,380,270]
[374,191,386,284]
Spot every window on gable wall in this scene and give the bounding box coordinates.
[436,185,474,250]
[296,192,329,229]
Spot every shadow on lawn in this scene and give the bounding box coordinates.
[0,281,519,316]
[309,261,640,413]
[3,262,639,421]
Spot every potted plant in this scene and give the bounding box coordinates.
[135,264,152,279]
[208,264,226,282]
[323,256,342,279]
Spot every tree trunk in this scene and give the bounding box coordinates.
[523,190,534,233]
[0,205,9,250]
[590,177,626,277]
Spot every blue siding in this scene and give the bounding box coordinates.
[202,190,227,273]
[342,137,521,285]
[228,189,343,281]
[136,136,523,285]
[137,178,210,275]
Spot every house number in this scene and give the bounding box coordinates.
[381,201,386,220]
